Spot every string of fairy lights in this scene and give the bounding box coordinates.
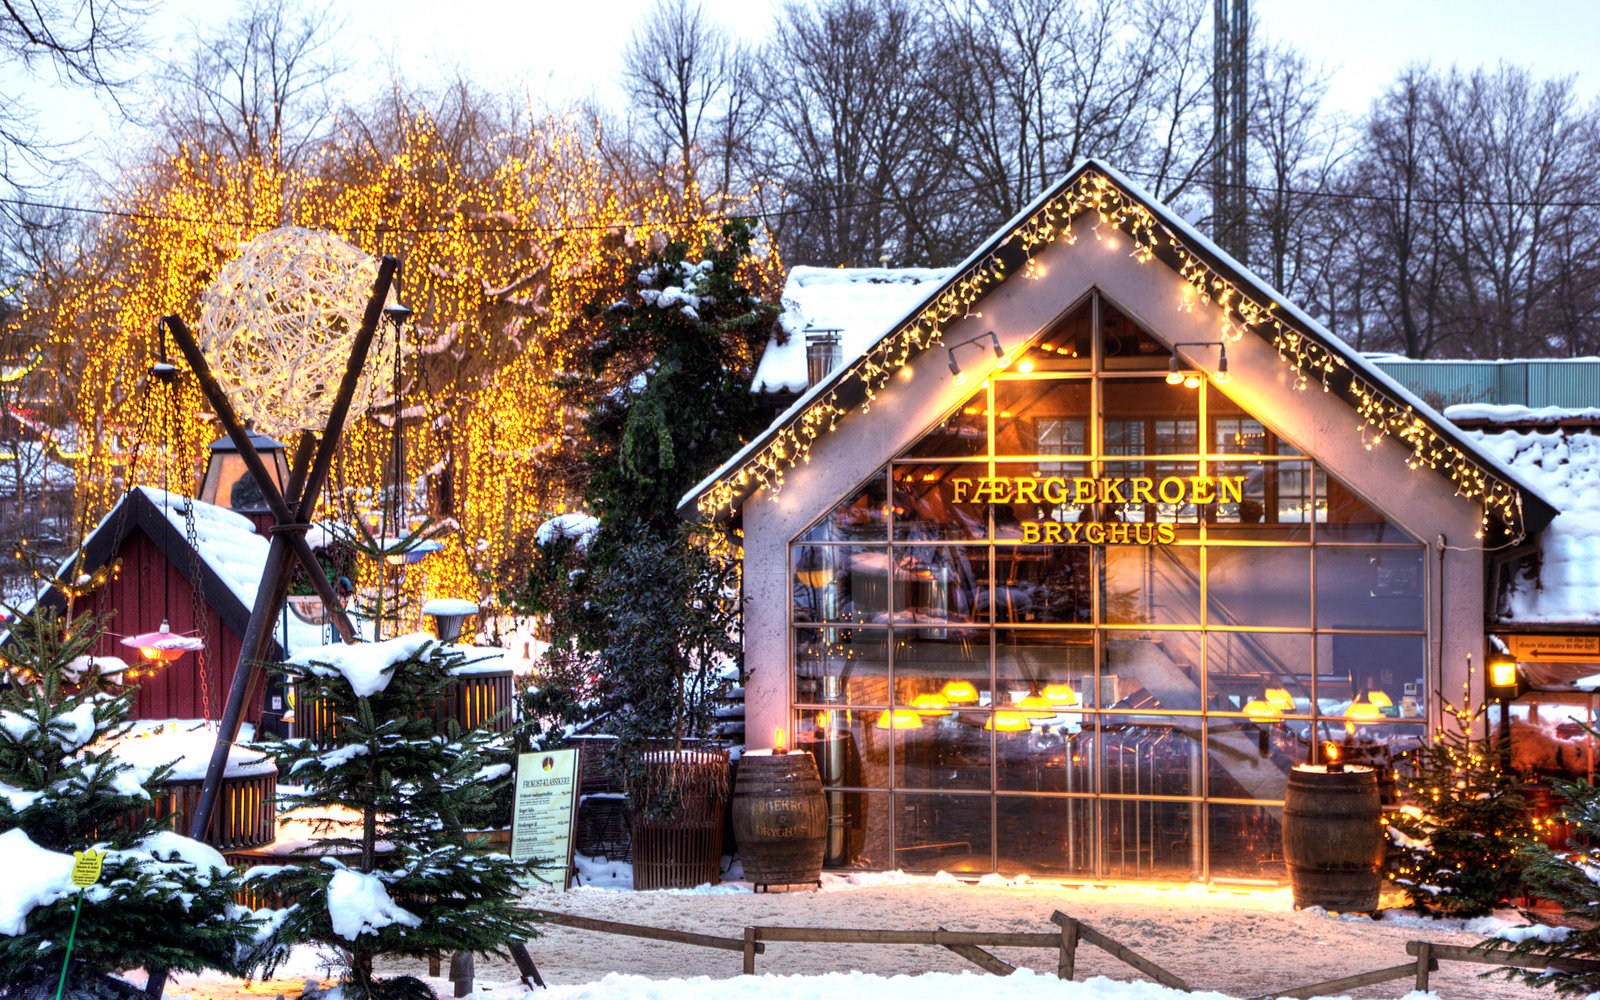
[10,114,781,623]
[691,169,1529,541]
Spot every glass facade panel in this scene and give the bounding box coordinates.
[894,792,993,873]
[993,546,1092,623]
[994,379,1091,458]
[1315,548,1426,631]
[1207,546,1311,628]
[795,628,888,707]
[786,288,1429,882]
[905,386,989,458]
[1103,546,1203,626]
[1017,298,1092,371]
[891,463,988,541]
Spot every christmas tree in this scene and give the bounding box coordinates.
[1386,678,1534,917]
[1494,773,1600,996]
[250,634,539,1000]
[0,608,258,998]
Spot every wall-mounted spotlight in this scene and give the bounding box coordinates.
[1167,341,1229,387]
[947,331,1006,384]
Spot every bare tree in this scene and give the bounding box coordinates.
[622,0,752,204]
[1,0,153,184]
[1246,42,1349,302]
[755,0,948,265]
[155,0,347,172]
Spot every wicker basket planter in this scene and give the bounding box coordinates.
[629,745,729,890]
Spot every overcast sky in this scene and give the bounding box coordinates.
[4,0,1597,196]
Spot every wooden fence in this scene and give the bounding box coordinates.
[509,907,1600,999]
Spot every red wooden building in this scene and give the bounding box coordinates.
[33,486,280,726]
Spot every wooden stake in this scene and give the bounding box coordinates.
[1057,916,1079,980]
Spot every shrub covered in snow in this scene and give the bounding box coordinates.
[1496,773,1600,995]
[0,609,260,997]
[249,636,540,999]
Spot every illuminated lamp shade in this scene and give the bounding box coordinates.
[986,711,1031,732]
[197,432,289,514]
[909,692,952,716]
[1165,356,1185,386]
[1490,656,1519,689]
[875,709,923,730]
[382,538,444,566]
[1041,683,1078,706]
[1015,694,1054,716]
[1266,687,1296,710]
[1365,690,1393,708]
[1345,701,1382,721]
[1183,373,1202,389]
[121,621,204,663]
[941,680,980,704]
[1016,360,1035,374]
[1242,698,1280,718]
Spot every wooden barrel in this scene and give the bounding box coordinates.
[1283,765,1385,912]
[731,750,827,888]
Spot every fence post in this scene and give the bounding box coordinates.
[1057,917,1079,980]
[744,927,758,975]
[1414,942,1432,992]
[449,952,474,998]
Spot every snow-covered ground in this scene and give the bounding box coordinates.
[155,869,1551,1000]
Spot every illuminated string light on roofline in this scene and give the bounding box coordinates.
[691,168,1530,539]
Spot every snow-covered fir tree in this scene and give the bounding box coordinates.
[250,634,539,1000]
[0,609,258,999]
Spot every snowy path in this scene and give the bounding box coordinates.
[144,874,1543,1000]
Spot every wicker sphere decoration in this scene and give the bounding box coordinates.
[198,226,396,436]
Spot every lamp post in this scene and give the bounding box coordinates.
[1486,652,1528,768]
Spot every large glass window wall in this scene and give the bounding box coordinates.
[789,291,1428,882]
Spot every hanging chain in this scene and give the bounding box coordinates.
[184,493,213,720]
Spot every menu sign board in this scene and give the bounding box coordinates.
[510,749,580,890]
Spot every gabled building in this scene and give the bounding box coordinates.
[681,162,1559,883]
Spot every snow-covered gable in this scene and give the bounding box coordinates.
[753,267,954,395]
[682,159,1558,540]
[18,487,348,656]
[1457,411,1600,624]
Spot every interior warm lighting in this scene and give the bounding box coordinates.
[1490,656,1519,689]
[1365,690,1393,708]
[985,711,1031,732]
[1265,687,1295,709]
[1015,694,1054,716]
[1242,699,1280,718]
[875,709,924,730]
[940,680,980,703]
[1041,683,1078,706]
[909,692,952,716]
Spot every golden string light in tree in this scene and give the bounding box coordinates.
[13,112,780,625]
[691,167,1528,540]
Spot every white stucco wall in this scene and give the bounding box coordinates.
[740,218,1485,747]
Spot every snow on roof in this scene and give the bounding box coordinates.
[1464,424,1600,624]
[1446,403,1600,425]
[683,160,1558,533]
[107,719,276,780]
[753,266,955,395]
